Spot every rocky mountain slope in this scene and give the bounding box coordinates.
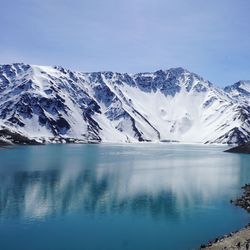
[0,63,249,144]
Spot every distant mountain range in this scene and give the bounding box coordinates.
[0,63,249,145]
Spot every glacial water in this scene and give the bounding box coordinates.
[0,144,249,250]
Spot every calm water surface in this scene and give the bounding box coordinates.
[0,144,249,250]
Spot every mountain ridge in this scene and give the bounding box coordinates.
[0,63,249,145]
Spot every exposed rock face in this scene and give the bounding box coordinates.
[0,63,250,144]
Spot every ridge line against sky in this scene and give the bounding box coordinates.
[1,0,250,87]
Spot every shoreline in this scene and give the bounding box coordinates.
[201,225,250,250]
[201,184,250,249]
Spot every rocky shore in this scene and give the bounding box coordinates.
[200,225,250,250]
[200,184,250,250]
[231,184,250,212]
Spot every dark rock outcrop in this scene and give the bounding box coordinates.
[0,129,42,145]
[225,142,250,154]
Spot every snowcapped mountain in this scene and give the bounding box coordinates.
[0,63,249,145]
[224,80,250,104]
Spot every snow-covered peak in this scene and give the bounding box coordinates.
[0,63,249,145]
[224,80,250,104]
[130,67,214,97]
[225,80,250,94]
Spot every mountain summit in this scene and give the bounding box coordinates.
[0,63,249,144]
[224,80,250,104]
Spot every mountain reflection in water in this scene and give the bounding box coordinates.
[0,144,244,221]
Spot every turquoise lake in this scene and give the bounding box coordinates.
[0,144,249,250]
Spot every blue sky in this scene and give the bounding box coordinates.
[1,0,250,86]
